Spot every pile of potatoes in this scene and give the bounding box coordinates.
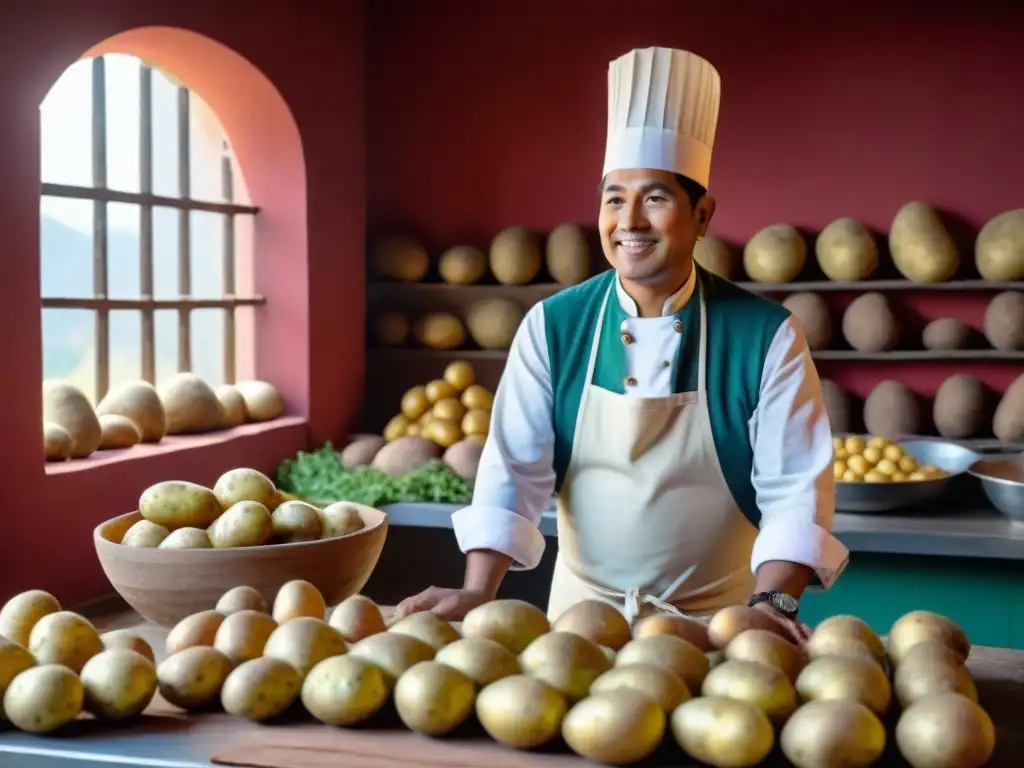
[343,360,493,482]
[43,374,285,463]
[119,467,364,550]
[833,435,948,484]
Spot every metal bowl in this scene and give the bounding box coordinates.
[834,436,979,514]
[968,454,1024,523]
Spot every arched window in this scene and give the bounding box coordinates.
[40,54,263,404]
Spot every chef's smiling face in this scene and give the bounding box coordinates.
[598,168,715,286]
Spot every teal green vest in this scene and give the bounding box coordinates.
[542,265,791,527]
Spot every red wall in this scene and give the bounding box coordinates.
[365,0,1024,413]
[0,0,365,603]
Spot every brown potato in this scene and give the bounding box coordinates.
[166,610,225,656]
[389,611,460,651]
[328,595,387,643]
[707,605,790,649]
[896,693,995,768]
[434,637,520,688]
[518,631,611,702]
[461,599,550,654]
[725,629,807,683]
[893,641,978,708]
[590,662,690,711]
[780,699,886,768]
[888,610,970,665]
[213,610,278,666]
[631,613,713,651]
[807,615,886,664]
[701,659,797,725]
[561,689,665,765]
[616,634,709,693]
[552,600,631,651]
[795,655,892,716]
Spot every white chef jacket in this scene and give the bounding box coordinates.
[452,267,848,589]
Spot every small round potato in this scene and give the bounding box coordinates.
[319,502,366,539]
[28,611,104,674]
[100,630,155,664]
[213,468,278,511]
[158,527,212,549]
[207,501,273,548]
[394,661,476,736]
[216,586,269,615]
[0,590,61,647]
[263,617,347,678]
[80,648,157,720]
[3,664,84,733]
[221,656,301,722]
[0,636,37,715]
[434,637,520,688]
[271,501,322,543]
[166,610,226,656]
[139,480,222,530]
[121,519,170,548]
[157,646,233,710]
[302,655,389,726]
[213,610,278,666]
[272,580,327,623]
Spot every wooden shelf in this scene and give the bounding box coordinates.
[369,347,1024,363]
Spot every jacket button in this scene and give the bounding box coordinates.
[621,332,634,345]
[673,320,684,333]
[624,376,638,387]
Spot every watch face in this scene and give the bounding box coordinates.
[772,592,799,614]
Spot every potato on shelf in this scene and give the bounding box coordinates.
[369,234,429,282]
[96,380,166,442]
[975,208,1024,282]
[863,379,922,436]
[933,374,988,439]
[782,292,832,350]
[889,200,960,283]
[693,233,735,279]
[412,311,466,349]
[158,373,225,434]
[983,290,1024,351]
[743,223,806,283]
[815,217,879,281]
[216,385,248,428]
[545,222,590,285]
[373,310,411,347]
[994,373,1024,442]
[922,317,971,351]
[98,414,141,449]
[42,380,102,459]
[820,379,854,434]
[842,292,900,352]
[490,226,541,285]
[439,245,488,285]
[833,434,946,483]
[43,421,73,462]
[466,297,523,350]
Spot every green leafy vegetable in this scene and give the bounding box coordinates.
[276,442,473,507]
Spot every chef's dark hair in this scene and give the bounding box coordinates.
[598,173,707,209]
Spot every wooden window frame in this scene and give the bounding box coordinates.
[40,55,266,402]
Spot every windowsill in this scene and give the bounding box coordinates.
[44,415,309,475]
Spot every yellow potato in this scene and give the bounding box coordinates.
[273,579,327,623]
[301,654,389,726]
[875,458,898,476]
[832,436,844,452]
[121,519,171,548]
[519,631,611,701]
[844,436,867,454]
[590,662,690,711]
[434,637,520,688]
[888,610,970,665]
[707,604,792,649]
[166,610,226,655]
[383,414,409,441]
[475,674,567,749]
[883,443,905,461]
[461,599,550,654]
[834,460,848,479]
[899,455,920,473]
[80,648,157,720]
[461,384,494,411]
[864,469,890,483]
[671,696,775,768]
[847,455,870,476]
[139,480,222,530]
[725,629,807,682]
[213,610,278,666]
[807,615,886,664]
[843,469,864,482]
[425,378,458,403]
[347,632,436,689]
[2,664,84,733]
[100,630,155,664]
[28,611,104,674]
[0,636,36,717]
[867,435,890,450]
[893,641,978,708]
[212,468,278,511]
[432,397,466,423]
[422,418,462,448]
[701,659,797,725]
[461,409,491,437]
[562,689,665,765]
[862,445,883,465]
[319,502,366,539]
[389,611,461,651]
[157,646,233,710]
[895,693,995,768]
[892,471,910,482]
[394,660,476,736]
[618,634,710,693]
[780,699,886,768]
[834,446,849,460]
[400,386,429,420]
[271,500,323,543]
[158,527,212,549]
[263,617,347,678]
[552,599,632,650]
[796,655,892,715]
[328,595,387,643]
[216,586,269,616]
[221,656,302,722]
[0,590,61,647]
[632,613,713,651]
[207,501,273,548]
[443,361,476,392]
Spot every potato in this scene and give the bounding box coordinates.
[221,656,301,721]
[743,223,806,283]
[434,637,520,688]
[933,374,988,439]
[562,688,665,765]
[725,629,807,683]
[808,614,886,664]
[439,244,487,285]
[896,693,995,768]
[0,636,36,717]
[139,480,222,530]
[370,234,429,281]
[347,631,436,689]
[519,631,611,702]
[100,630,155,664]
[707,604,790,649]
[28,611,103,674]
[432,397,466,423]
[43,421,73,461]
[815,217,878,281]
[273,579,327,623]
[617,634,710,693]
[893,641,977,708]
[923,317,971,351]
[994,373,1024,442]
[263,617,347,678]
[96,380,167,442]
[157,646,232,710]
[693,233,736,278]
[461,384,494,411]
[889,201,960,283]
[42,380,102,458]
[461,599,550,654]
[782,292,833,350]
[371,435,442,477]
[443,360,476,392]
[216,586,268,616]
[671,696,774,768]
[795,655,892,715]
[329,595,387,643]
[0,589,61,647]
[545,222,590,285]
[373,311,409,346]
[301,654,389,726]
[631,613,713,651]
[158,373,224,434]
[888,610,970,665]
[413,312,466,349]
[842,292,900,352]
[975,208,1024,282]
[780,699,886,768]
[213,468,278,511]
[476,674,567,749]
[389,611,460,651]
[394,660,475,736]
[490,226,541,285]
[121,519,171,548]
[80,648,157,720]
[207,501,273,548]
[215,384,248,427]
[864,379,922,436]
[465,297,524,350]
[233,380,285,422]
[158,527,212,549]
[166,610,226,655]
[213,610,278,666]
[2,664,84,733]
[318,502,366,539]
[590,662,690,711]
[340,435,386,468]
[97,413,141,449]
[443,439,483,481]
[551,600,631,651]
[984,290,1024,351]
[271,500,322,543]
[422,418,463,448]
[701,659,797,725]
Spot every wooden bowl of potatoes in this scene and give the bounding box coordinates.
[93,468,389,628]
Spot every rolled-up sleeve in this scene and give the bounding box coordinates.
[748,317,850,588]
[451,303,556,570]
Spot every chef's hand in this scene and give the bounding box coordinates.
[394,587,491,622]
[752,600,813,646]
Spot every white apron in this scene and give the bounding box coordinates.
[547,278,759,625]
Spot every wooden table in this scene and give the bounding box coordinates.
[1,603,1022,767]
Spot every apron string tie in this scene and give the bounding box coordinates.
[623,587,687,626]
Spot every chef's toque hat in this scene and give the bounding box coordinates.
[603,47,722,188]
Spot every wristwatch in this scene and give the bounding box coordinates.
[748,591,799,620]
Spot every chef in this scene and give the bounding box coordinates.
[396,46,849,642]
